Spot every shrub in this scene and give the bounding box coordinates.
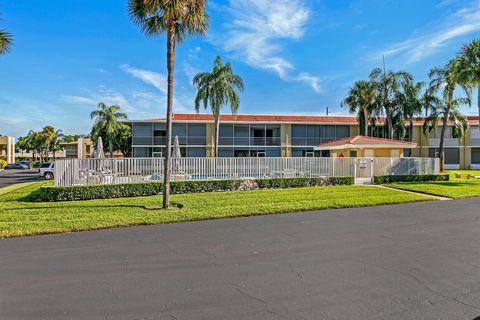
[373,174,449,184]
[38,176,354,202]
[0,160,7,169]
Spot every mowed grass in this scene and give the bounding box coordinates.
[389,170,480,199]
[0,181,431,238]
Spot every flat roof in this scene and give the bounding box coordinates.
[126,113,480,125]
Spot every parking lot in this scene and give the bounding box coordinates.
[0,169,42,188]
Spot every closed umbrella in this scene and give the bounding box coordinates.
[172,136,182,174]
[94,137,105,159]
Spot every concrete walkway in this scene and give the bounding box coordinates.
[373,184,452,201]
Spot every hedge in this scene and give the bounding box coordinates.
[38,176,354,202]
[373,174,449,184]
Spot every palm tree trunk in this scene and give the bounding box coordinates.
[109,139,113,158]
[409,119,414,142]
[362,107,368,136]
[439,105,451,172]
[163,26,175,209]
[214,115,220,157]
[477,82,480,128]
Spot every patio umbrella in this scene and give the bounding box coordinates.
[172,135,182,174]
[94,136,105,159]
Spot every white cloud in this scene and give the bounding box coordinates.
[213,0,322,93]
[61,95,97,105]
[377,2,480,64]
[121,64,191,113]
[121,64,167,94]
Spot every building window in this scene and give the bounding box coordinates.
[187,124,206,145]
[218,147,234,157]
[404,149,412,157]
[186,147,206,157]
[234,125,249,146]
[234,149,250,157]
[471,148,480,164]
[349,150,357,157]
[134,147,151,157]
[428,148,459,164]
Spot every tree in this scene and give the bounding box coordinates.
[90,102,127,158]
[424,61,471,170]
[0,11,13,55]
[193,56,243,156]
[341,80,377,136]
[369,68,413,139]
[396,80,425,141]
[116,125,132,158]
[129,0,208,208]
[454,40,480,128]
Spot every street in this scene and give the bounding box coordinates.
[1,198,480,319]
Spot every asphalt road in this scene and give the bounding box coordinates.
[0,169,42,188]
[1,199,480,319]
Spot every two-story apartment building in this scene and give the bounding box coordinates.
[127,114,480,170]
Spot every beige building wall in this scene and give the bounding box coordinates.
[0,136,15,163]
[281,124,291,157]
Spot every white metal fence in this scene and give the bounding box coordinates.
[53,157,439,187]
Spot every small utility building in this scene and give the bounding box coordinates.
[314,136,417,158]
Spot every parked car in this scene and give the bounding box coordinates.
[38,162,55,180]
[18,161,33,169]
[5,163,28,170]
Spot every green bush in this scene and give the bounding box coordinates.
[0,160,7,169]
[38,176,354,202]
[374,174,449,184]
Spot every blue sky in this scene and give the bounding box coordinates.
[1,0,480,137]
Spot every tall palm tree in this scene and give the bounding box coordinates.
[396,80,425,141]
[193,56,243,157]
[0,11,13,55]
[454,40,480,127]
[425,61,471,170]
[369,68,413,139]
[341,80,377,136]
[90,102,127,158]
[129,0,208,209]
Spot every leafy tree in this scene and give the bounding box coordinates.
[129,0,208,208]
[396,80,425,141]
[193,56,244,156]
[424,61,471,169]
[0,11,13,55]
[454,39,480,128]
[90,102,127,158]
[369,68,413,139]
[341,80,377,136]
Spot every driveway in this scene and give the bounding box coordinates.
[1,199,480,319]
[0,169,42,188]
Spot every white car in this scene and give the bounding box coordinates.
[38,162,55,180]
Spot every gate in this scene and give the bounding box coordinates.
[354,158,374,185]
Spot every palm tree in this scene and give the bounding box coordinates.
[425,61,471,170]
[193,56,243,157]
[90,102,127,158]
[396,80,425,141]
[0,11,13,55]
[454,40,480,127]
[129,0,208,209]
[369,68,413,139]
[341,80,377,136]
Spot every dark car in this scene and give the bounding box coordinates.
[18,161,33,169]
[5,163,28,170]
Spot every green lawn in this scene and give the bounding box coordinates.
[389,170,480,199]
[0,182,430,238]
